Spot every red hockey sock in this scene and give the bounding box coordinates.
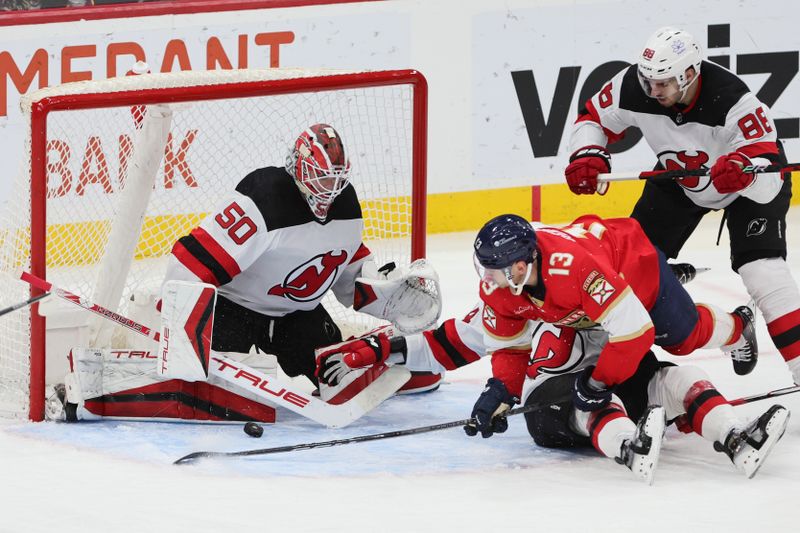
[663,305,714,355]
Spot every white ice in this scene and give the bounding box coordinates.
[1,208,798,532]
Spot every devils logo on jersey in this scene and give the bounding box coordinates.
[527,326,586,379]
[268,250,348,302]
[658,150,710,191]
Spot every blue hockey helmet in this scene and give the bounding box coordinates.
[473,214,537,269]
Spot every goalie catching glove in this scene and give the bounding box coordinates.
[353,258,442,334]
[316,330,405,386]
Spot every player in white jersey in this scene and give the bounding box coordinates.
[49,124,442,424]
[564,27,800,385]
[164,123,440,389]
[317,304,790,482]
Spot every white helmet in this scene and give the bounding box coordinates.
[637,27,702,99]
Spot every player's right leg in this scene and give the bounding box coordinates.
[523,372,665,484]
[727,176,800,385]
[647,364,790,478]
[647,248,758,374]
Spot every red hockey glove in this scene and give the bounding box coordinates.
[710,152,755,193]
[565,146,611,195]
[315,332,393,386]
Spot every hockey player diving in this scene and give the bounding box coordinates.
[316,213,789,483]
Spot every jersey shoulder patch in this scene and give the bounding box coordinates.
[235,166,362,231]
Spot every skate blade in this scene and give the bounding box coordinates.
[632,407,666,486]
[739,407,790,479]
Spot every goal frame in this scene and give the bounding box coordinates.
[24,69,428,421]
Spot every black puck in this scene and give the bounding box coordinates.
[243,421,264,438]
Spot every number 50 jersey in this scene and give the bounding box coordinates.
[164,166,371,317]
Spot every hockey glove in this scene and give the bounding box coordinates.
[572,366,614,412]
[315,332,393,386]
[710,152,755,193]
[464,378,519,438]
[565,146,611,195]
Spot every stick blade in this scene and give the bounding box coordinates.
[174,451,222,465]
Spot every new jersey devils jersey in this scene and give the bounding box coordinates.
[165,166,370,316]
[570,61,783,209]
[478,216,660,390]
[403,301,605,382]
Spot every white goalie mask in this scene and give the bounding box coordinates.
[637,27,702,101]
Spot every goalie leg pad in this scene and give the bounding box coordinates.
[64,348,276,422]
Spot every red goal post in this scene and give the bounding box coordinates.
[0,68,428,421]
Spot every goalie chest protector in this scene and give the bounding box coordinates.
[172,166,365,316]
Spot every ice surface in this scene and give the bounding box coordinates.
[1,209,797,532]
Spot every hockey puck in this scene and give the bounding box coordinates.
[243,422,264,438]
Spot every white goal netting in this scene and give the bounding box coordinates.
[0,68,426,420]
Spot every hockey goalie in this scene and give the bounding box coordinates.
[51,123,442,427]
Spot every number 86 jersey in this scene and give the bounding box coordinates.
[570,61,783,209]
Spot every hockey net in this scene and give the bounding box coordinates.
[0,68,427,420]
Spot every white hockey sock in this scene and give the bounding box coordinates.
[697,303,738,349]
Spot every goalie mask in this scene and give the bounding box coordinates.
[286,123,352,221]
[637,27,701,102]
[473,214,537,296]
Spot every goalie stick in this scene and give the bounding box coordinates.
[18,270,410,428]
[173,382,800,464]
[597,162,800,183]
[0,292,50,318]
[174,403,539,464]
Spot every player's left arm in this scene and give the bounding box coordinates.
[577,261,654,388]
[711,95,784,203]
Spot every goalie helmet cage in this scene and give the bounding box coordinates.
[0,68,427,421]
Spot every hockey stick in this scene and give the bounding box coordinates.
[174,382,800,464]
[19,270,162,342]
[0,292,50,318]
[18,270,409,428]
[174,403,538,464]
[597,162,800,183]
[729,384,800,406]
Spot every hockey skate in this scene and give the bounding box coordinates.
[714,404,789,479]
[616,405,666,485]
[727,305,758,376]
[44,383,66,422]
[669,263,709,285]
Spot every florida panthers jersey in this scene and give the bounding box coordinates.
[477,216,660,392]
[164,166,371,317]
[570,61,783,209]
